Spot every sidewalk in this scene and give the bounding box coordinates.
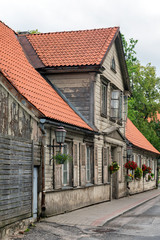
[43,188,160,227]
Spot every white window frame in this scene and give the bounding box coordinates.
[137,155,141,168]
[62,143,69,186]
[86,146,91,183]
[110,89,122,120]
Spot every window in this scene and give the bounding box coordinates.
[111,57,116,72]
[101,83,107,116]
[137,155,141,167]
[152,160,155,179]
[110,90,122,120]
[86,146,91,182]
[62,144,69,186]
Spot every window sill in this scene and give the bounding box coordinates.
[101,113,107,118]
[45,183,110,193]
[111,67,117,74]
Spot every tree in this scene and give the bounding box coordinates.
[122,34,160,151]
[29,29,40,34]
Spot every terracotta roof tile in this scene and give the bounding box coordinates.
[26,27,119,67]
[126,118,159,154]
[0,21,92,131]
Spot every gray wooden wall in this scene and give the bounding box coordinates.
[0,135,40,229]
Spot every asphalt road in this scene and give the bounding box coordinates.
[11,195,160,240]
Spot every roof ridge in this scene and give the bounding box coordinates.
[24,26,119,36]
[96,27,119,64]
[0,20,17,35]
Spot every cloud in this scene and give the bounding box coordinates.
[1,0,160,76]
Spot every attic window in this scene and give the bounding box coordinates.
[111,57,116,73]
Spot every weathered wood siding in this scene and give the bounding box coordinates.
[0,136,32,228]
[46,73,95,124]
[94,42,125,132]
[0,81,40,141]
[0,80,41,229]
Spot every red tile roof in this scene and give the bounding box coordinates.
[0,21,92,131]
[26,27,119,67]
[126,118,159,154]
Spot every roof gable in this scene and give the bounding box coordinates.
[0,21,92,131]
[23,27,119,68]
[126,118,159,154]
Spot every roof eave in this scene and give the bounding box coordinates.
[40,118,98,135]
[38,64,103,74]
[126,138,160,156]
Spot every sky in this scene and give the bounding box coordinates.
[1,0,160,76]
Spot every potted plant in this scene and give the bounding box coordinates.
[134,167,143,180]
[125,173,134,182]
[124,161,137,170]
[53,152,72,164]
[109,161,120,174]
[142,164,152,178]
[151,173,154,180]
[147,175,151,181]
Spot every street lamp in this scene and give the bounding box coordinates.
[127,145,132,159]
[47,126,67,151]
[55,126,66,151]
[55,126,66,144]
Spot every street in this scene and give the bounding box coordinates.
[11,195,160,240]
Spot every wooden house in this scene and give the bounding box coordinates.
[0,21,159,238]
[19,27,131,202]
[0,21,94,236]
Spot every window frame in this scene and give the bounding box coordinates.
[85,144,94,184]
[111,57,116,73]
[101,82,108,117]
[110,88,122,121]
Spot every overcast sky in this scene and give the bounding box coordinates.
[1,0,160,76]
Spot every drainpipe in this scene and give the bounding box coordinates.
[39,121,46,217]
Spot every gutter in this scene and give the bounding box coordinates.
[40,118,99,135]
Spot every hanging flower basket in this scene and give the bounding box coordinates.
[134,167,143,180]
[53,152,72,164]
[125,174,133,182]
[147,175,151,181]
[109,161,120,174]
[124,161,137,170]
[142,164,152,178]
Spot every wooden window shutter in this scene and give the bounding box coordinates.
[73,143,78,187]
[53,139,62,189]
[94,146,98,184]
[79,143,86,186]
[102,147,109,183]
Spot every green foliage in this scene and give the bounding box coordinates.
[29,29,40,34]
[24,228,30,232]
[121,34,138,79]
[122,34,160,151]
[109,161,120,174]
[134,167,143,180]
[53,152,72,164]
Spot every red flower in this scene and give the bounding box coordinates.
[124,161,137,170]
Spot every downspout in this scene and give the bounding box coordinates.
[39,121,46,217]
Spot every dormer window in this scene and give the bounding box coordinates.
[111,57,116,73]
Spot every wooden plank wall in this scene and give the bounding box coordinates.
[0,135,38,228]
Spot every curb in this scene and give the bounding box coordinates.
[91,191,160,226]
